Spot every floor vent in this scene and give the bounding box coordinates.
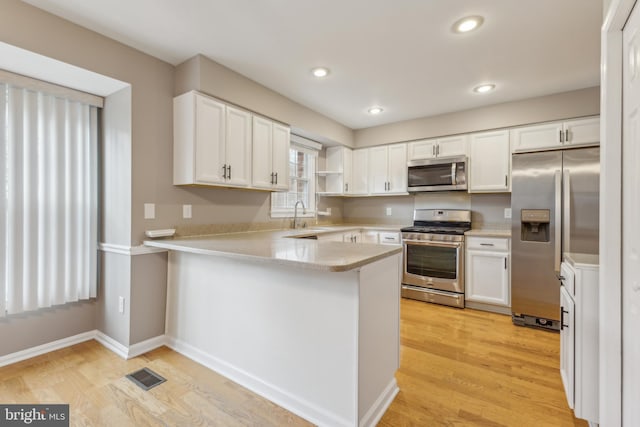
[126,367,166,391]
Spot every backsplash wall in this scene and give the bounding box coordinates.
[341,192,511,228]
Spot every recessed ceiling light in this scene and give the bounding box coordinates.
[453,16,484,33]
[473,84,495,94]
[368,106,384,115]
[311,67,330,78]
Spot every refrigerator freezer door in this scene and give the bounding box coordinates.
[562,147,600,256]
[511,151,563,326]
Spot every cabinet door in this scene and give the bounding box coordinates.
[251,116,274,189]
[437,135,469,157]
[407,139,437,160]
[225,106,252,187]
[351,149,369,195]
[194,95,226,184]
[343,148,352,194]
[560,285,575,410]
[565,117,599,146]
[387,143,407,193]
[510,122,563,152]
[272,123,290,191]
[369,146,389,194]
[361,230,379,244]
[466,250,510,306]
[469,130,510,192]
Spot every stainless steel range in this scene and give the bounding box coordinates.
[401,209,471,308]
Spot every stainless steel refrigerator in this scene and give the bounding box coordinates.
[511,147,599,330]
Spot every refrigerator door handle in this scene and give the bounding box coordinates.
[563,170,571,256]
[554,170,562,274]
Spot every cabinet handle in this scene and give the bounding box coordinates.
[565,129,569,142]
[504,257,507,269]
[432,145,436,156]
[228,165,231,180]
[559,129,564,143]
[505,175,508,187]
[222,164,227,179]
[275,172,278,185]
[345,183,348,192]
[560,306,569,330]
[480,243,494,246]
[437,145,440,156]
[270,172,274,184]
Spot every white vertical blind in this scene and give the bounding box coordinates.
[0,83,98,317]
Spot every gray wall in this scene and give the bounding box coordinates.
[175,55,355,148]
[354,87,600,147]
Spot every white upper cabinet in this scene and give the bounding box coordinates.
[564,117,600,146]
[271,123,290,191]
[369,143,407,195]
[351,149,369,195]
[174,91,251,187]
[252,116,290,191]
[322,146,353,195]
[469,130,510,193]
[510,116,599,153]
[225,106,252,187]
[407,135,468,160]
[407,139,437,160]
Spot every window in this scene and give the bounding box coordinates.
[271,144,317,217]
[0,81,99,317]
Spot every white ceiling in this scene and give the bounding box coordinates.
[23,0,602,130]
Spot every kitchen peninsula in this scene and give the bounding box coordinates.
[145,228,402,427]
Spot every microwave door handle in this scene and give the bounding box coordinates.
[451,162,457,185]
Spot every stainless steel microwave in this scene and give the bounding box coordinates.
[407,155,468,192]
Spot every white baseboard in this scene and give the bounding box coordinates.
[0,330,96,368]
[94,331,129,359]
[165,336,351,427]
[1,330,168,368]
[359,378,399,427]
[127,335,167,358]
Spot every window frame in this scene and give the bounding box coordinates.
[270,144,317,218]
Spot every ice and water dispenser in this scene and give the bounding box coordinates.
[520,209,550,242]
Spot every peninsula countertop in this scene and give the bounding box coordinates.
[144,226,403,272]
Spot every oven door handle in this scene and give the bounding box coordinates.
[403,239,463,249]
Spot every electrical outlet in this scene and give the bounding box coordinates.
[144,203,155,219]
[118,296,125,314]
[386,207,392,216]
[183,204,192,219]
[504,208,512,219]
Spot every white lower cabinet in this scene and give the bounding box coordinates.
[560,283,575,410]
[465,236,510,310]
[559,256,599,424]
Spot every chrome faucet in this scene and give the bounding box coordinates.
[293,200,306,229]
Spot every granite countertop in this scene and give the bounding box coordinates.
[564,252,599,268]
[465,228,511,238]
[144,226,403,272]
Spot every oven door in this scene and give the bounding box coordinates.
[402,239,464,293]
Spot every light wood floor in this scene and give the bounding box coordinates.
[0,299,586,426]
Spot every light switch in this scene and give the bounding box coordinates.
[144,203,155,219]
[504,208,512,219]
[183,204,192,219]
[386,207,392,216]
[326,208,332,215]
